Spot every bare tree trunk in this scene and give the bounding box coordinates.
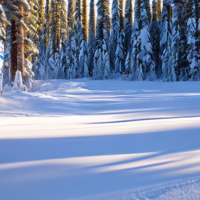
[11,20,17,81]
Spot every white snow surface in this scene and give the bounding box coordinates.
[0,79,200,200]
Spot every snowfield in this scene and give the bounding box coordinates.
[0,79,200,200]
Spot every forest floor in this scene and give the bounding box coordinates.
[0,79,200,200]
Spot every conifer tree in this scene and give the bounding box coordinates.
[3,0,35,87]
[124,0,133,53]
[63,0,75,79]
[160,0,172,81]
[59,0,68,79]
[0,4,9,92]
[35,0,46,79]
[88,0,96,76]
[93,0,111,79]
[69,0,83,78]
[130,0,156,81]
[110,0,121,71]
[80,0,89,78]
[186,0,198,80]
[178,0,188,81]
[110,0,125,74]
[195,0,200,78]
[45,0,59,79]
[150,0,161,78]
[169,1,181,81]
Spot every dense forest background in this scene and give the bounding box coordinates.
[0,0,200,91]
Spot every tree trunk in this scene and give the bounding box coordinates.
[11,20,17,82]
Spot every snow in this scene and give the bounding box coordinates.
[0,79,200,200]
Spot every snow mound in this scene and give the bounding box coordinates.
[74,178,200,200]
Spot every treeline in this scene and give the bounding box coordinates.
[0,0,200,91]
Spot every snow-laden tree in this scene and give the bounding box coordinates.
[68,0,86,79]
[46,0,60,79]
[197,14,200,76]
[160,0,172,81]
[115,30,125,73]
[178,0,188,81]
[186,0,198,81]
[124,0,133,53]
[150,0,161,78]
[130,22,141,80]
[88,0,96,76]
[169,2,181,82]
[79,40,89,78]
[79,0,89,78]
[93,0,111,80]
[110,0,125,73]
[59,0,68,79]
[130,0,156,81]
[0,5,8,93]
[110,0,120,71]
[34,0,46,80]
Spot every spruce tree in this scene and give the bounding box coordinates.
[110,0,121,71]
[169,1,181,81]
[88,0,96,76]
[124,0,133,53]
[150,0,161,78]
[131,0,156,81]
[80,0,89,78]
[160,0,172,81]
[69,0,83,78]
[0,4,8,92]
[93,0,111,79]
[3,0,37,88]
[59,0,68,79]
[63,0,75,79]
[178,0,188,81]
[186,0,198,80]
[46,0,60,79]
[195,0,200,79]
[36,0,46,80]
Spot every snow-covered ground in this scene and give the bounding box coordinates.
[0,79,200,200]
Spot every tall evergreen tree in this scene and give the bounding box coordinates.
[35,0,46,80]
[59,0,68,79]
[62,0,75,79]
[178,0,188,81]
[131,0,156,81]
[124,0,133,53]
[46,0,60,79]
[150,0,161,78]
[168,1,180,81]
[160,0,172,81]
[186,0,198,80]
[88,0,96,76]
[110,0,121,71]
[80,0,89,78]
[93,0,111,79]
[195,0,200,79]
[0,4,9,92]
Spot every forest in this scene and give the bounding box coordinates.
[0,0,200,92]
